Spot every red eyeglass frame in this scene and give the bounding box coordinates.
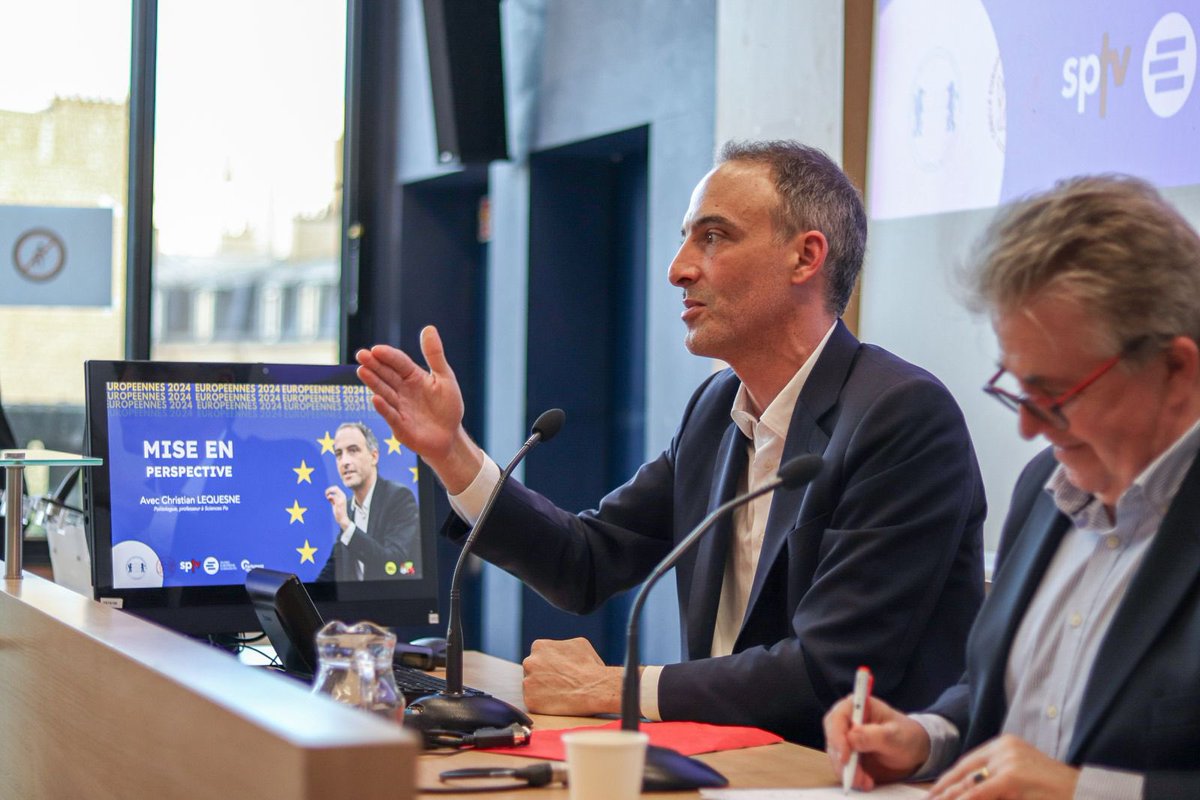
[982,353,1123,430]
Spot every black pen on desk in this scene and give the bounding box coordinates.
[440,762,567,787]
[842,665,873,794]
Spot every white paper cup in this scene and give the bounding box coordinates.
[562,729,649,800]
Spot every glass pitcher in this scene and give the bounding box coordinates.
[311,620,403,721]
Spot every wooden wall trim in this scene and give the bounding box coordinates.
[842,0,875,336]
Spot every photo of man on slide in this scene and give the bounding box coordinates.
[317,421,421,581]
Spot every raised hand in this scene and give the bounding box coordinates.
[324,486,350,530]
[355,325,484,493]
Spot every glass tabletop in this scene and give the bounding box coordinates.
[0,448,102,467]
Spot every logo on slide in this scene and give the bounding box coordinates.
[203,556,219,575]
[1143,12,1196,118]
[124,556,148,581]
[909,48,962,171]
[1061,34,1132,118]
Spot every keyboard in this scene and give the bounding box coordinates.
[268,659,487,703]
[392,662,487,703]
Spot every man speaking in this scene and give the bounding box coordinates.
[354,140,985,745]
[318,421,420,581]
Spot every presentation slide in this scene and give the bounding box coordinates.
[101,380,420,588]
[871,0,1196,220]
[861,0,1200,550]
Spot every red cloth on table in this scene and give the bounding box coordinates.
[482,720,783,759]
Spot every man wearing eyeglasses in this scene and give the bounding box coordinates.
[825,175,1200,799]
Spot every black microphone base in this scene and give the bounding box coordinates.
[403,691,533,736]
[641,744,728,791]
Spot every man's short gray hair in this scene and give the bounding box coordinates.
[337,421,379,453]
[717,140,867,316]
[969,174,1200,358]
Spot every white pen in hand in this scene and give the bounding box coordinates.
[842,665,873,794]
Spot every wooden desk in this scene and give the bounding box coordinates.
[0,569,418,800]
[423,652,839,798]
[0,566,837,799]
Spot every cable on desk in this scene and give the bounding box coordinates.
[238,643,280,667]
[420,723,531,751]
[226,632,268,645]
[419,762,567,794]
[205,632,268,654]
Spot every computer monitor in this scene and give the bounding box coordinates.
[82,360,441,636]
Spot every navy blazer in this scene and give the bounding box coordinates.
[319,477,420,581]
[454,321,986,745]
[927,447,1200,798]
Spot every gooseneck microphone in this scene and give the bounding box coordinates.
[621,453,824,791]
[404,408,566,737]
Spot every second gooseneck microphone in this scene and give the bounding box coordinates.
[620,453,824,791]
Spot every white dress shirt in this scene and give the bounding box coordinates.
[339,480,376,581]
[449,323,836,720]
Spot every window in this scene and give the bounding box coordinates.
[280,285,301,340]
[162,288,194,341]
[0,0,132,474]
[149,0,346,364]
[0,0,347,506]
[318,283,340,340]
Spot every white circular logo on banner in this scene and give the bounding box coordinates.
[203,556,220,575]
[112,540,164,589]
[124,556,148,581]
[1143,12,1196,118]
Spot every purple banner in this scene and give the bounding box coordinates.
[870,0,1198,219]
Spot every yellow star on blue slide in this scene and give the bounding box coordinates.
[317,431,336,454]
[296,539,318,564]
[385,435,402,454]
[409,466,419,483]
[286,500,308,524]
[293,459,314,484]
